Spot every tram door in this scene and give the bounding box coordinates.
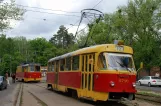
[55,61,59,89]
[82,54,95,97]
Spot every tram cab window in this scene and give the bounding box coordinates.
[98,53,107,70]
[72,56,79,70]
[106,53,135,71]
[66,57,71,71]
[60,59,65,71]
[30,65,34,72]
[35,66,40,71]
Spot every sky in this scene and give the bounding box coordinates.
[6,0,128,40]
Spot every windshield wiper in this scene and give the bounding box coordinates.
[115,61,131,72]
[108,64,118,71]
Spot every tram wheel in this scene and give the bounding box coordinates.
[138,81,141,86]
[47,84,53,90]
[128,93,134,100]
[72,90,78,99]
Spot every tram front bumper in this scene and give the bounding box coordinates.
[24,78,41,82]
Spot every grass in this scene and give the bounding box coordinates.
[136,90,161,98]
[28,91,48,106]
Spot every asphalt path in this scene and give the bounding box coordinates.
[136,85,161,92]
[0,78,17,100]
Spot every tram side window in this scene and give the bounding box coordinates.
[22,67,24,72]
[72,56,79,70]
[60,59,65,71]
[98,53,107,70]
[48,63,52,72]
[47,63,49,72]
[52,62,55,72]
[66,57,71,71]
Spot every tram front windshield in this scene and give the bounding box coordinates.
[30,65,40,72]
[106,53,135,71]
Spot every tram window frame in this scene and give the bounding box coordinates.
[66,57,71,71]
[98,53,107,70]
[72,55,79,71]
[60,59,65,71]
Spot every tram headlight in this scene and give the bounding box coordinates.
[110,81,115,87]
[132,82,136,87]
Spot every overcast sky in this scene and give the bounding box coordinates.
[6,0,128,40]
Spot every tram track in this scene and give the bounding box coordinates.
[32,83,137,106]
[135,94,161,105]
[25,83,161,106]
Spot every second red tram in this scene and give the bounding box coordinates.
[16,63,42,82]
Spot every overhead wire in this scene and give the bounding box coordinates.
[65,19,80,31]
[78,0,104,47]
[56,0,104,32]
[24,9,81,17]
[16,4,80,14]
[12,1,104,42]
[75,0,104,37]
[92,0,104,8]
[76,25,88,34]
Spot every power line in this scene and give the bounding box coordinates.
[16,4,80,14]
[77,25,88,34]
[92,0,104,8]
[25,9,81,17]
[65,20,80,31]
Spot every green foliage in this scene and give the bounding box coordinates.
[1,0,161,75]
[0,0,25,31]
[82,0,161,70]
[49,25,75,48]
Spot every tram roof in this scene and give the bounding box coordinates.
[48,44,133,62]
[19,63,41,67]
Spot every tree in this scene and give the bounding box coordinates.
[29,38,54,66]
[0,0,25,32]
[50,25,75,49]
[79,0,161,70]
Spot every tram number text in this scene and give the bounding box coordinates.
[119,79,129,83]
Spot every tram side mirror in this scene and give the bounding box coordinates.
[140,62,143,69]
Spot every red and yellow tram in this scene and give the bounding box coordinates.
[16,63,41,82]
[47,41,136,101]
